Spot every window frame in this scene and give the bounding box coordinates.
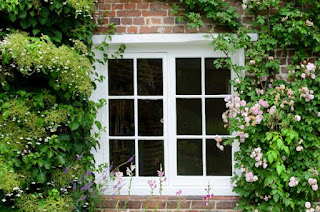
[92,34,252,196]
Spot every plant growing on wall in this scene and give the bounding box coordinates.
[181,0,320,211]
[0,0,124,211]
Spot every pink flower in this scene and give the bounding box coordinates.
[176,189,182,196]
[240,100,246,107]
[312,184,318,191]
[296,146,303,151]
[311,74,316,79]
[307,63,316,71]
[301,73,306,78]
[269,106,277,115]
[259,99,269,108]
[318,112,320,117]
[250,60,256,65]
[294,115,301,122]
[305,202,311,209]
[157,170,165,177]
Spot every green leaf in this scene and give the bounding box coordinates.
[34,94,43,102]
[9,13,16,22]
[69,121,79,131]
[57,155,66,164]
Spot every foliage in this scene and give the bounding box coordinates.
[201,0,320,211]
[0,0,116,211]
[171,0,240,29]
[0,0,97,46]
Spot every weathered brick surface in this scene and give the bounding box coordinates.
[97,196,240,211]
[94,0,250,34]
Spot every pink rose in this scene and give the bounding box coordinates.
[305,202,311,209]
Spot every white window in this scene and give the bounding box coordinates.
[92,34,254,196]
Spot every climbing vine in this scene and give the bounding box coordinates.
[0,0,121,211]
[177,0,320,211]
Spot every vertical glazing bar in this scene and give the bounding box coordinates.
[134,58,139,176]
[201,57,206,176]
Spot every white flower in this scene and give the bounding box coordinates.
[2,199,6,202]
[294,115,301,122]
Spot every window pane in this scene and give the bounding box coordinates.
[138,59,163,95]
[206,140,232,176]
[205,58,230,95]
[110,140,135,175]
[108,59,134,95]
[177,139,202,175]
[176,58,201,95]
[206,98,228,135]
[177,99,202,135]
[109,100,134,136]
[139,140,164,176]
[138,100,163,136]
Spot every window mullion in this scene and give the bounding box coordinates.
[134,58,139,177]
[201,57,206,177]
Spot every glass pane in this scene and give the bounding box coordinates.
[137,59,163,95]
[138,100,163,136]
[108,59,134,95]
[177,99,202,135]
[206,139,232,176]
[177,139,202,175]
[176,58,201,95]
[205,58,231,95]
[206,98,228,135]
[109,140,135,175]
[139,140,164,176]
[109,100,134,136]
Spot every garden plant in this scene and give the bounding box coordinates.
[1,0,320,211]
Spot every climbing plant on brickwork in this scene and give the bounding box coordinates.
[0,0,125,211]
[176,0,320,211]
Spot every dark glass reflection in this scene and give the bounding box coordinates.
[110,140,135,175]
[139,140,164,176]
[177,99,202,135]
[205,58,230,95]
[206,98,228,135]
[138,100,163,136]
[137,59,163,96]
[177,139,202,175]
[176,58,201,95]
[108,59,134,95]
[109,100,134,136]
[206,139,232,176]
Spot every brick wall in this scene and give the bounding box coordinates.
[96,195,240,211]
[94,0,250,34]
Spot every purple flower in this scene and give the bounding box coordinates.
[72,206,76,210]
[73,184,77,190]
[81,183,91,191]
[86,170,92,176]
[81,196,87,201]
[77,154,83,160]
[64,168,70,174]
[127,156,134,163]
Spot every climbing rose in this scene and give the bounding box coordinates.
[305,202,311,209]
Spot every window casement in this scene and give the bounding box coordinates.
[92,34,254,196]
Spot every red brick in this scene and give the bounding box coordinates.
[167,200,191,209]
[141,201,166,209]
[136,3,149,9]
[173,26,185,33]
[142,10,167,17]
[124,3,136,9]
[163,17,174,24]
[117,10,141,17]
[106,10,116,17]
[150,2,172,10]
[121,18,132,24]
[133,17,145,25]
[216,201,237,209]
[162,26,173,33]
[115,26,127,33]
[127,26,138,33]
[109,17,120,25]
[191,200,213,209]
[140,26,159,33]
[151,18,162,24]
[112,4,123,10]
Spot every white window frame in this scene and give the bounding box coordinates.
[92,34,257,196]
